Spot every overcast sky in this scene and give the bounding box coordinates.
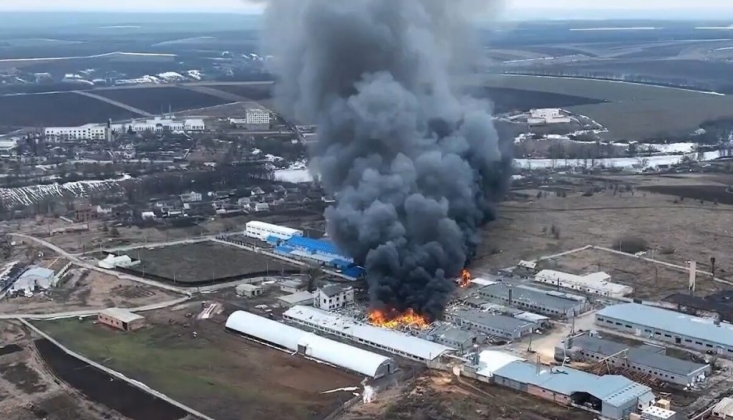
[1,0,732,18]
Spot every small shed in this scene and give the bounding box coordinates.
[98,308,145,331]
[279,279,305,294]
[236,284,263,298]
[277,291,315,307]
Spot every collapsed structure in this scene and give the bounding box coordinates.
[282,305,453,363]
[535,269,633,298]
[225,310,396,378]
[556,333,710,386]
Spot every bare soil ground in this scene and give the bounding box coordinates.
[0,321,128,420]
[0,267,180,314]
[36,305,360,420]
[339,372,593,420]
[121,241,297,283]
[538,248,698,300]
[476,176,733,299]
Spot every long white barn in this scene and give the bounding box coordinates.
[225,310,396,378]
[283,305,453,362]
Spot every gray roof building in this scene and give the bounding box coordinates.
[448,309,534,340]
[319,284,352,297]
[479,283,588,318]
[427,325,476,351]
[558,334,710,386]
[597,303,733,354]
[493,360,654,420]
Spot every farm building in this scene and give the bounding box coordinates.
[555,334,710,386]
[279,279,305,293]
[9,267,55,295]
[236,284,263,298]
[492,360,655,420]
[426,325,476,351]
[475,350,525,378]
[314,284,354,310]
[98,254,139,269]
[534,270,633,298]
[596,303,733,355]
[98,308,145,331]
[225,310,397,378]
[277,291,315,307]
[283,305,453,362]
[478,283,589,319]
[275,236,354,270]
[514,311,551,328]
[446,309,534,340]
[527,108,571,125]
[245,221,303,241]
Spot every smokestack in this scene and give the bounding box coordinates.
[508,288,513,306]
[711,257,716,280]
[689,260,697,295]
[259,0,511,320]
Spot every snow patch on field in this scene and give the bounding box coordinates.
[0,178,124,206]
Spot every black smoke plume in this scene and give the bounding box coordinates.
[258,0,512,320]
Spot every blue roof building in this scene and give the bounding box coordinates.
[277,237,358,277]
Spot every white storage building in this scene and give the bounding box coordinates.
[245,221,303,241]
[535,270,633,298]
[225,310,396,378]
[283,305,454,362]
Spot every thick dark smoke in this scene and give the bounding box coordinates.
[257,0,512,320]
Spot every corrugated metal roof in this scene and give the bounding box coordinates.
[713,397,733,416]
[226,311,394,377]
[100,308,144,323]
[493,361,651,405]
[283,305,453,360]
[569,335,709,376]
[453,309,533,333]
[477,350,524,377]
[597,303,733,347]
[479,283,585,311]
[277,291,314,304]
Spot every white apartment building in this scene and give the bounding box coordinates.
[244,221,303,241]
[45,124,109,141]
[245,109,271,130]
[180,191,202,203]
[314,284,355,311]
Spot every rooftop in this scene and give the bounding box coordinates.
[318,284,352,297]
[494,361,652,406]
[567,334,709,376]
[480,283,585,311]
[277,291,315,304]
[452,309,533,333]
[428,325,476,344]
[597,303,733,347]
[283,305,453,360]
[100,308,144,323]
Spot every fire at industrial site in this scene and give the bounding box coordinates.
[368,308,430,329]
[459,269,472,288]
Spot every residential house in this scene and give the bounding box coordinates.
[314,284,355,311]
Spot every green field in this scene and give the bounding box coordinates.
[36,315,358,420]
[473,74,733,140]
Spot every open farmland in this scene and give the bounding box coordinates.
[469,74,733,140]
[93,87,234,114]
[471,87,606,113]
[209,83,273,101]
[36,306,360,420]
[0,92,138,127]
[475,174,733,299]
[122,241,298,284]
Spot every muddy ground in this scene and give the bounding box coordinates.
[477,175,733,298]
[339,372,594,420]
[36,303,360,420]
[0,321,134,420]
[0,267,181,314]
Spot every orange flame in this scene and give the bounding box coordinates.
[368,308,430,329]
[459,269,471,288]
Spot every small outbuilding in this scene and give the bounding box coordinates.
[98,308,145,331]
[236,284,263,298]
[277,291,315,308]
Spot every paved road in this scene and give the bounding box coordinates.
[0,296,191,320]
[73,90,153,117]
